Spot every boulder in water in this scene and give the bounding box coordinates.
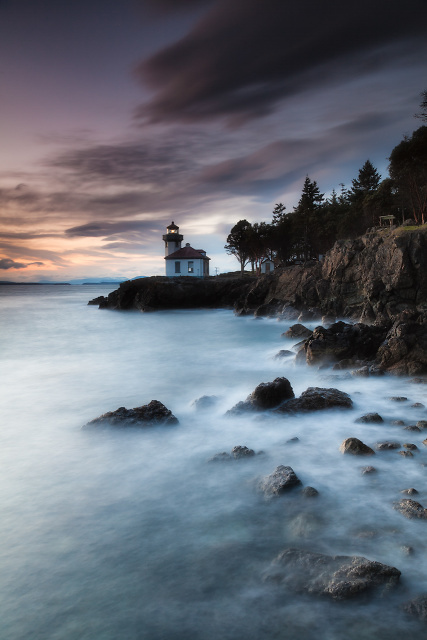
[275,387,352,413]
[394,498,427,519]
[340,438,375,456]
[264,548,401,600]
[84,400,178,429]
[258,465,302,496]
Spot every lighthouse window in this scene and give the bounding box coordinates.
[175,261,181,273]
[188,261,194,273]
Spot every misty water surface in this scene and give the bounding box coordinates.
[1,284,427,639]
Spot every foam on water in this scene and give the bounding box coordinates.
[1,284,427,639]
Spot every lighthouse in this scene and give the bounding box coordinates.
[162,221,210,277]
[162,221,183,256]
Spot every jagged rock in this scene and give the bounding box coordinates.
[403,443,418,450]
[274,349,295,360]
[392,420,405,425]
[258,465,302,496]
[399,450,414,457]
[355,412,384,424]
[264,548,401,600]
[412,402,425,407]
[300,321,387,366]
[227,377,295,413]
[286,437,300,444]
[340,438,375,456]
[394,499,427,519]
[275,387,352,413]
[403,595,427,621]
[282,324,312,339]
[417,420,427,429]
[375,441,401,450]
[376,310,427,375]
[404,425,421,432]
[389,396,408,402]
[191,395,219,410]
[401,488,418,495]
[84,400,178,429]
[231,445,255,459]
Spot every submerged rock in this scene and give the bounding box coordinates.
[264,548,401,600]
[208,452,232,463]
[375,441,401,450]
[403,594,427,621]
[355,412,384,424]
[231,445,255,459]
[191,395,219,410]
[274,349,295,360]
[340,438,375,456]
[301,486,319,498]
[275,387,352,413]
[259,465,302,496]
[84,400,178,429]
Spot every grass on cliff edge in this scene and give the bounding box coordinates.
[392,222,427,236]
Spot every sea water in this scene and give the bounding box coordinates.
[1,284,427,640]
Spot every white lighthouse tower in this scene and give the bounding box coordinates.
[162,221,183,256]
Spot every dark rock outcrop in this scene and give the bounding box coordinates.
[299,321,387,367]
[376,310,427,375]
[227,377,294,413]
[264,548,401,600]
[84,400,178,428]
[274,387,353,413]
[340,438,375,456]
[283,324,312,339]
[394,498,427,519]
[258,465,302,496]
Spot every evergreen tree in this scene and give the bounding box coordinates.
[293,176,324,260]
[348,160,381,203]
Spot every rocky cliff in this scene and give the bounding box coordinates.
[91,226,427,322]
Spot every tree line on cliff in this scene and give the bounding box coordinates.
[225,93,427,275]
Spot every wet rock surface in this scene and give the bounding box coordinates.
[394,499,427,519]
[258,465,302,496]
[227,377,295,413]
[264,548,401,600]
[356,412,384,424]
[84,400,179,428]
[340,438,375,456]
[275,387,353,413]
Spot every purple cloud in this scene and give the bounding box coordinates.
[135,0,427,125]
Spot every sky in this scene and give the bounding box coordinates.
[1,0,426,282]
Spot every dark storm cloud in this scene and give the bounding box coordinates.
[0,258,43,269]
[135,0,427,125]
[65,220,155,238]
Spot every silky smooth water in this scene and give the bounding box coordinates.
[1,284,427,639]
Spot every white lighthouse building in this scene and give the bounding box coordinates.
[163,221,210,277]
